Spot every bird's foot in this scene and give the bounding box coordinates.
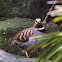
[25,50,30,58]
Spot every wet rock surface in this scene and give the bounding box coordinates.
[0,50,35,62]
[0,50,19,62]
[19,58,35,62]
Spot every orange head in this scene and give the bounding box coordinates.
[34,18,42,24]
[33,18,43,28]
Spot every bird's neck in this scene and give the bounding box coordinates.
[33,23,45,33]
[37,29,45,33]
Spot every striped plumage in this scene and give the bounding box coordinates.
[14,27,35,42]
[11,18,45,58]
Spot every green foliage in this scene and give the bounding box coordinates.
[53,16,62,26]
[53,16,62,23]
[50,4,62,26]
[27,32,62,62]
[60,0,62,3]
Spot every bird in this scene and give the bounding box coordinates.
[11,18,45,58]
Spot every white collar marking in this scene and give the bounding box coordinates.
[35,27,45,30]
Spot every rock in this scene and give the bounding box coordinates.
[0,50,35,62]
[44,23,62,33]
[0,50,20,62]
[19,58,35,62]
[0,0,49,19]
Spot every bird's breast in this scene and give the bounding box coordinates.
[15,28,35,42]
[32,30,45,37]
[14,27,45,42]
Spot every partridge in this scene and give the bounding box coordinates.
[11,18,45,58]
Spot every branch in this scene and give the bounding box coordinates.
[43,0,57,24]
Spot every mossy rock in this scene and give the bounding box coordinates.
[0,17,34,55]
[0,0,50,19]
[44,23,62,33]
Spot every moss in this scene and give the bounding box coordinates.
[0,17,34,55]
[0,0,50,19]
[53,16,62,23]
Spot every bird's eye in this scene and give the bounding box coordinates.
[35,20,37,22]
[36,21,37,22]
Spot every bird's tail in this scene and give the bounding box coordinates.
[10,40,18,47]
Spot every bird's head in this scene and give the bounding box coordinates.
[33,18,45,32]
[34,18,42,24]
[33,18,43,28]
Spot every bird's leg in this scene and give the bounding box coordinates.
[24,50,30,58]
